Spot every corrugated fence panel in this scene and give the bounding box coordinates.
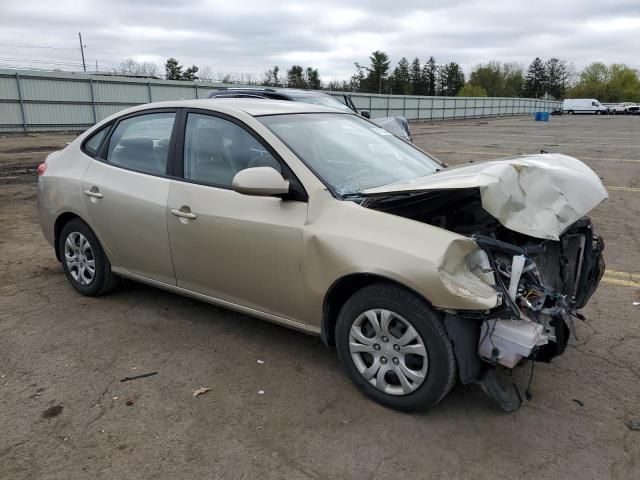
[20,76,92,102]
[0,75,20,100]
[25,103,94,125]
[0,102,23,126]
[96,103,133,122]
[151,84,197,101]
[0,68,562,132]
[94,80,149,104]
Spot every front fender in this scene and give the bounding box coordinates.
[301,190,499,330]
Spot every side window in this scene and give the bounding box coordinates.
[183,113,280,187]
[84,126,108,156]
[592,101,598,106]
[106,112,176,175]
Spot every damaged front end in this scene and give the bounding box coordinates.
[359,154,607,410]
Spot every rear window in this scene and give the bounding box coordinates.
[106,113,176,176]
[83,126,109,156]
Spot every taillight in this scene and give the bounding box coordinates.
[37,163,47,176]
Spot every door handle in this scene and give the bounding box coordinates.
[83,189,103,199]
[171,208,197,220]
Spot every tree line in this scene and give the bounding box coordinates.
[114,55,640,102]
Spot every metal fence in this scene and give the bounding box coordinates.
[0,69,561,133]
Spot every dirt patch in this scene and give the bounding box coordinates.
[41,405,63,419]
[1,117,639,480]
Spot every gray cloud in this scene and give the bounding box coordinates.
[1,0,638,80]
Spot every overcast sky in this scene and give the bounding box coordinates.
[1,0,639,80]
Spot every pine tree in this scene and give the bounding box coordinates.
[523,57,547,98]
[544,58,568,99]
[363,51,391,93]
[439,62,465,96]
[410,57,423,95]
[392,57,411,94]
[182,65,199,81]
[422,56,437,96]
[306,67,322,89]
[287,65,305,88]
[164,58,183,80]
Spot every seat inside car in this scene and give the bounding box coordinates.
[221,124,254,170]
[191,127,237,185]
[112,137,164,174]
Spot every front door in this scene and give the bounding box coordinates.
[81,111,177,285]
[167,111,307,320]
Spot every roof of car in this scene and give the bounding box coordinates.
[207,87,326,97]
[202,98,346,115]
[111,98,349,120]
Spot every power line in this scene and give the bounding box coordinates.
[0,55,119,68]
[0,43,79,51]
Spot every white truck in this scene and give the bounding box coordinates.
[562,98,608,115]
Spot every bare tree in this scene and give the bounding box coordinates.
[117,58,138,75]
[198,66,214,82]
[140,62,157,77]
[117,58,157,77]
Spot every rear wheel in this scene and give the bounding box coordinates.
[568,110,574,115]
[59,218,119,296]
[335,283,456,411]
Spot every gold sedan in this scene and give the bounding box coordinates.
[37,99,606,411]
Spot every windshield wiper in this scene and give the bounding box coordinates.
[340,192,365,199]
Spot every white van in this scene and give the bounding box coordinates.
[563,99,608,115]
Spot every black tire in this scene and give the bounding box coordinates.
[335,283,456,411]
[568,110,574,115]
[59,218,119,296]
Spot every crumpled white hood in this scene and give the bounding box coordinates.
[363,153,608,240]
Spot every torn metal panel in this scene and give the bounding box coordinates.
[371,116,412,142]
[363,154,608,240]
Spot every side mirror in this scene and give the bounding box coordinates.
[360,110,371,119]
[232,167,289,196]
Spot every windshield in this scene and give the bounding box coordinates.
[259,113,441,196]
[290,94,353,112]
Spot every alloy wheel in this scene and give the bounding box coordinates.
[64,232,96,286]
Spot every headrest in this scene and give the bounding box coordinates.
[119,137,153,151]
[193,128,226,162]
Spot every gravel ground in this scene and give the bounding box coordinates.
[1,114,639,479]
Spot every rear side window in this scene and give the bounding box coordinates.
[83,127,108,156]
[106,112,176,176]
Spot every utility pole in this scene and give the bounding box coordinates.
[78,32,86,72]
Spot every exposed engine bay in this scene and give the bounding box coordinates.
[359,184,605,410]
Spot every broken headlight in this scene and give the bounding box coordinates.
[467,248,496,287]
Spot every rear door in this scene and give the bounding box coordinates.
[80,110,178,285]
[166,110,308,319]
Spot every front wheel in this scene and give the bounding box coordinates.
[335,283,456,411]
[59,218,119,296]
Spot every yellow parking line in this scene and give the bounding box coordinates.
[606,269,639,277]
[601,276,640,288]
[605,269,640,281]
[424,149,640,163]
[605,186,640,192]
[602,269,640,288]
